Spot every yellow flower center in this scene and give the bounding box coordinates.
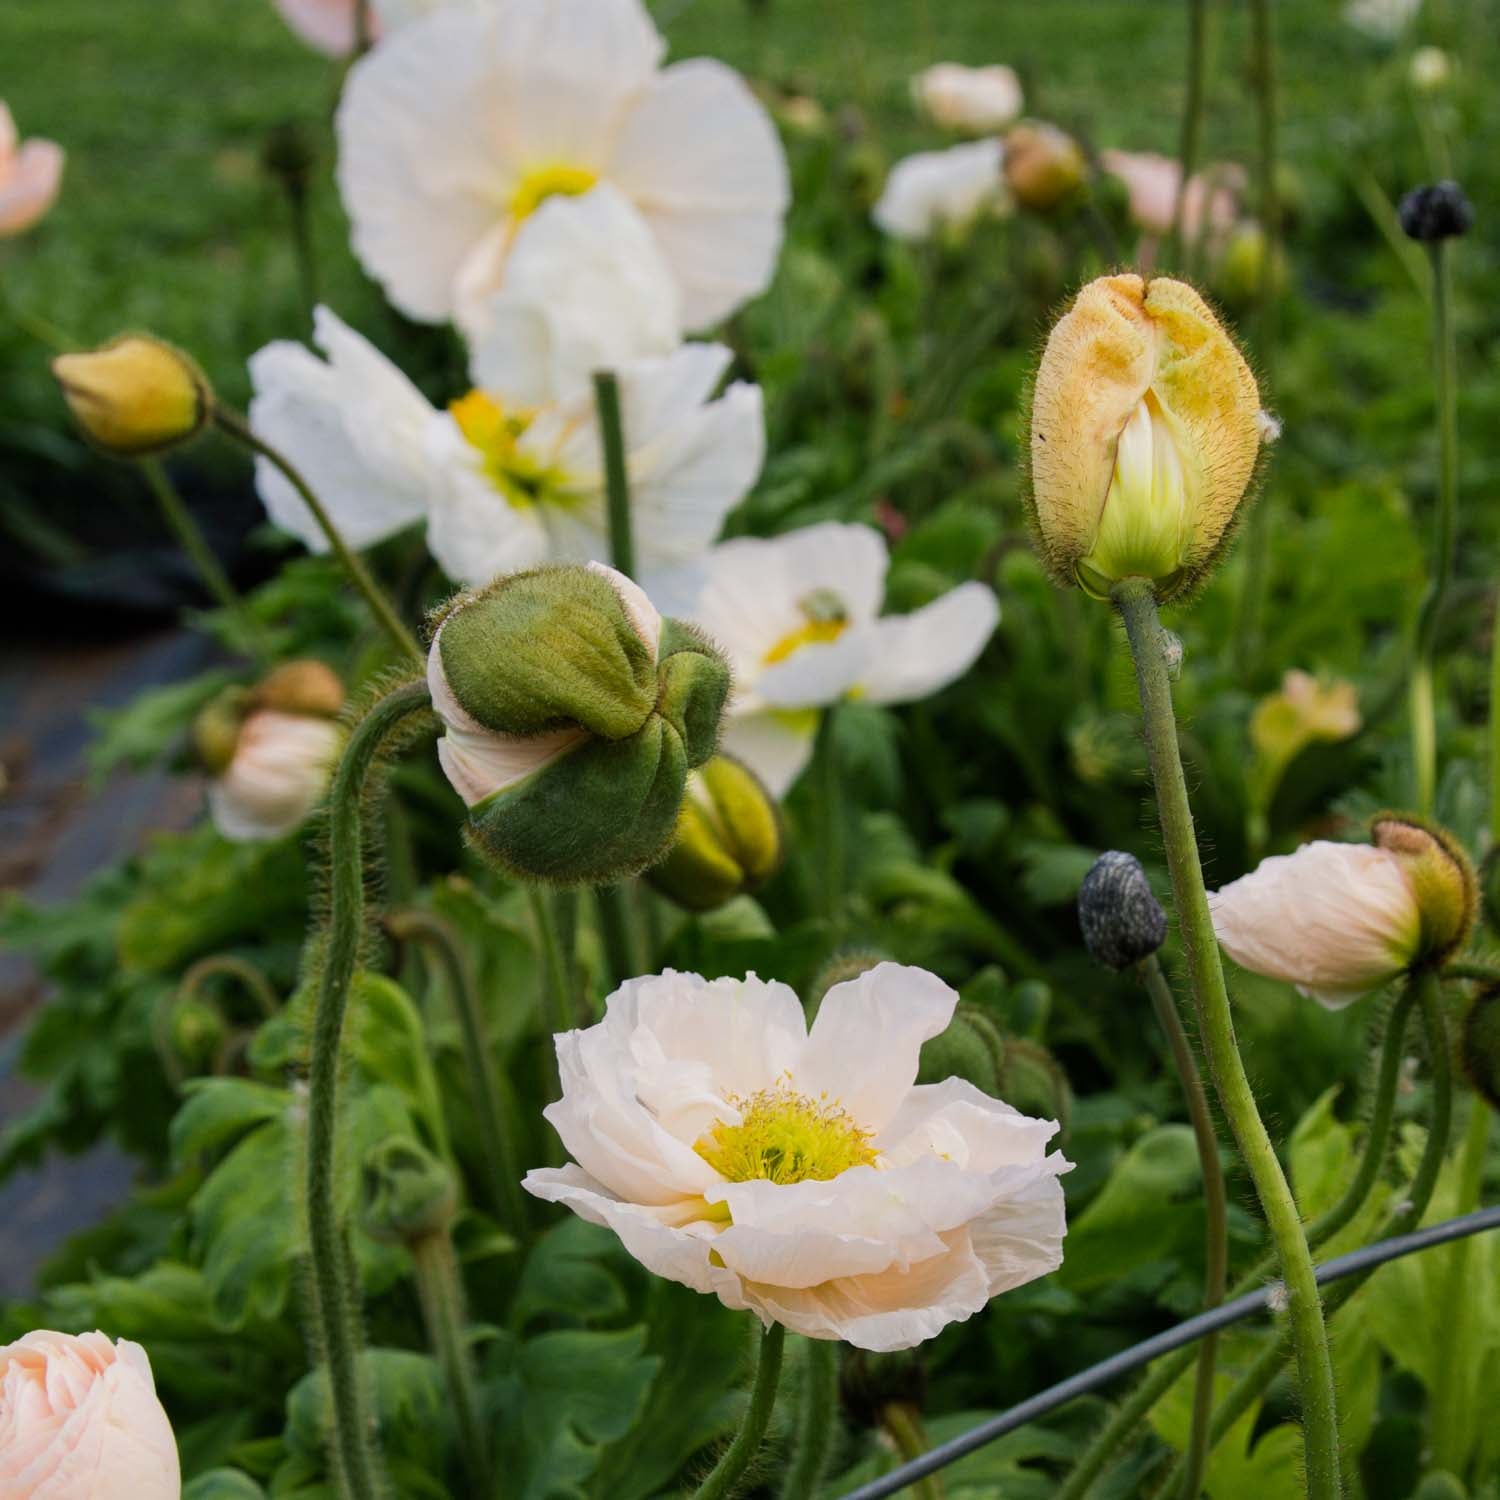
[510,162,600,223]
[449,390,574,510]
[695,1081,877,1185]
[763,589,850,666]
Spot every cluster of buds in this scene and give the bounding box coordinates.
[428,563,731,887]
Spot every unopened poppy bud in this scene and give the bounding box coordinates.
[917,1003,1005,1094]
[1003,121,1085,211]
[1027,273,1266,602]
[52,335,211,457]
[359,1136,458,1245]
[1370,813,1475,967]
[169,996,228,1072]
[253,659,345,719]
[429,562,731,886]
[1078,850,1168,971]
[1481,848,1500,935]
[647,755,783,912]
[1460,985,1500,1113]
[1398,181,1474,242]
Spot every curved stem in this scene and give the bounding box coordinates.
[212,405,422,662]
[691,1322,786,1500]
[180,954,281,1018]
[304,678,431,1500]
[881,1403,943,1500]
[1112,578,1339,1500]
[780,1337,840,1500]
[385,908,528,1236]
[1141,954,1227,1500]
[1444,960,1500,983]
[1411,239,1458,815]
[1167,0,1208,273]
[409,1231,489,1497]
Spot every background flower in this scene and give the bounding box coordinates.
[525,964,1070,1351]
[0,101,65,238]
[872,138,1006,241]
[912,63,1024,133]
[207,709,344,842]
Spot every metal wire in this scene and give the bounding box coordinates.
[839,1204,1500,1499]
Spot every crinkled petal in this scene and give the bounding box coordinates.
[877,1077,1060,1169]
[855,583,998,705]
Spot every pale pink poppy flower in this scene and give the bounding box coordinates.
[1101,149,1243,243]
[0,1330,180,1499]
[525,963,1069,1351]
[1210,841,1422,1009]
[912,63,1024,134]
[0,103,65,239]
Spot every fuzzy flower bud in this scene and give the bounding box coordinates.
[253,659,345,718]
[1003,121,1085,211]
[1026,273,1266,602]
[1078,850,1169,971]
[916,1002,1005,1094]
[429,562,730,886]
[1398,181,1474,242]
[359,1136,459,1245]
[647,754,783,912]
[1210,813,1475,1009]
[52,335,211,457]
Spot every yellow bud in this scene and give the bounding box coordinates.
[1026,273,1265,602]
[647,755,783,912]
[1003,122,1085,211]
[254,659,345,719]
[1371,813,1476,967]
[52,335,210,457]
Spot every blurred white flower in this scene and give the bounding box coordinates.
[873,139,1006,241]
[525,964,1070,1352]
[208,709,344,841]
[912,63,1023,133]
[1344,0,1422,39]
[0,102,65,239]
[1409,45,1452,90]
[0,1330,180,1498]
[656,522,998,794]
[249,307,764,582]
[336,0,789,332]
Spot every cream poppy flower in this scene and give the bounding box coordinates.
[525,964,1069,1352]
[0,103,65,239]
[873,139,1006,242]
[912,63,1023,133]
[208,709,344,842]
[656,522,998,795]
[336,0,789,332]
[248,307,764,582]
[0,1330,180,1499]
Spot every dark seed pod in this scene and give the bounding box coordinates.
[1397,181,1474,242]
[1078,850,1168,971]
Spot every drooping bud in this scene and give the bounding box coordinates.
[917,1003,1005,1093]
[429,562,730,886]
[168,996,229,1074]
[359,1136,459,1245]
[52,335,211,457]
[647,755,783,912]
[1460,985,1500,1113]
[253,659,345,718]
[1026,274,1266,603]
[1003,121,1085,211]
[1398,181,1474,242]
[1370,814,1476,968]
[1078,850,1168,971]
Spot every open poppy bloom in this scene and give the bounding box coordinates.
[525,964,1070,1351]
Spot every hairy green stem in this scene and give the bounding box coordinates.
[409,1231,489,1496]
[304,679,430,1499]
[1156,972,1452,1492]
[1142,954,1227,1499]
[1167,0,1209,272]
[594,369,635,581]
[1411,239,1459,816]
[213,405,422,662]
[1444,960,1500,983]
[691,1322,786,1500]
[385,908,527,1235]
[1113,578,1339,1499]
[881,1404,943,1500]
[780,1338,840,1500]
[180,954,281,1018]
[814,707,847,936]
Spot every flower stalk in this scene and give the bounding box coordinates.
[780,1337,840,1500]
[1111,576,1339,1500]
[304,678,431,1500]
[881,1403,943,1500]
[213,405,422,662]
[691,1322,787,1500]
[594,369,635,582]
[1166,0,1209,272]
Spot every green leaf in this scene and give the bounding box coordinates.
[511,1217,629,1330]
[171,1079,288,1166]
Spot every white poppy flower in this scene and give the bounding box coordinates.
[207,710,344,842]
[873,139,1007,242]
[656,522,998,794]
[248,308,764,581]
[525,964,1070,1352]
[1209,841,1423,1010]
[1344,0,1421,39]
[912,63,1023,133]
[336,0,789,332]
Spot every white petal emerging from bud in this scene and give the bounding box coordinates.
[207,710,343,843]
[1209,841,1422,1009]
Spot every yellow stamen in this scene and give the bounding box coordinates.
[449,389,573,510]
[696,1081,876,1185]
[510,162,600,223]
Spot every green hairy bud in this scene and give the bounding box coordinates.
[358,1136,458,1245]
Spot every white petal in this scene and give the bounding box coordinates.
[246,306,433,552]
[720,712,818,798]
[755,633,873,709]
[208,712,342,842]
[968,1168,1069,1296]
[855,583,999,705]
[877,1077,1060,1170]
[608,59,789,329]
[1209,842,1422,1009]
[873,139,1006,241]
[463,184,682,404]
[584,561,663,657]
[794,962,958,1131]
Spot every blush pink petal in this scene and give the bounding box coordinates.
[0,138,66,237]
